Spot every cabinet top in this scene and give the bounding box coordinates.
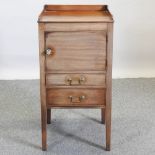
[38,5,113,23]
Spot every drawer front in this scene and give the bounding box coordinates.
[47,89,105,106]
[45,31,106,71]
[46,73,105,87]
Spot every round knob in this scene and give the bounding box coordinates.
[45,48,53,56]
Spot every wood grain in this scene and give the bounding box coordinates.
[46,31,106,71]
[105,23,113,151]
[46,70,106,74]
[44,23,107,32]
[47,105,105,109]
[46,73,106,87]
[38,5,113,23]
[47,89,106,106]
[38,23,47,151]
[38,4,113,151]
[44,5,108,11]
[38,13,113,23]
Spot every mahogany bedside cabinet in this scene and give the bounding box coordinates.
[38,5,114,151]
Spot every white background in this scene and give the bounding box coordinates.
[0,0,155,79]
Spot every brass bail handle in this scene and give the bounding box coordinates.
[68,95,86,103]
[67,77,72,85]
[67,76,86,85]
[79,76,86,84]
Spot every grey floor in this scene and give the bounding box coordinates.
[0,79,155,155]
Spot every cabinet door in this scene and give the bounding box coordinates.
[45,31,107,71]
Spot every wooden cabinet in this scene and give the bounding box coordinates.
[38,5,114,151]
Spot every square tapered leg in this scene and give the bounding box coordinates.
[41,106,47,151]
[47,109,51,124]
[101,108,105,124]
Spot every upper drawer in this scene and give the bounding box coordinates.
[46,73,106,87]
[45,31,107,71]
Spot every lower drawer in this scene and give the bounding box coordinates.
[47,89,105,106]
